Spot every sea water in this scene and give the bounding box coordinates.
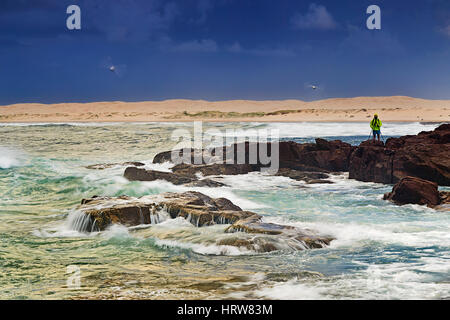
[0,122,448,299]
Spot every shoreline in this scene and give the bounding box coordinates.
[1,96,449,123]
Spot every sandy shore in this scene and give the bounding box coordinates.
[1,96,449,123]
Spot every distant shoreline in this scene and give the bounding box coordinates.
[1,96,449,123]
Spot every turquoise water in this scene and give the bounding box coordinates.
[0,122,449,299]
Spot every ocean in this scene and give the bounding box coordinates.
[0,122,449,299]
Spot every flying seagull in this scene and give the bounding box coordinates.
[109,65,116,73]
[309,85,318,90]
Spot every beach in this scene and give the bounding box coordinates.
[1,96,450,123]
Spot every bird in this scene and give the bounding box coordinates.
[309,85,318,90]
[109,65,116,73]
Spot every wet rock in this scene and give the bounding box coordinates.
[78,191,253,231]
[76,191,334,251]
[275,168,332,183]
[152,140,355,174]
[184,179,228,188]
[77,197,160,231]
[124,167,195,185]
[171,163,256,177]
[306,179,334,184]
[383,176,449,208]
[225,216,334,249]
[216,237,278,253]
[277,139,355,172]
[85,162,145,170]
[348,143,394,184]
[124,166,230,187]
[350,124,450,185]
[149,124,449,186]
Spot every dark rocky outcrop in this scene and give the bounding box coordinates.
[225,215,333,249]
[277,139,355,172]
[274,168,332,184]
[123,166,229,187]
[127,124,450,188]
[124,167,195,185]
[383,176,450,208]
[171,163,256,177]
[152,140,355,174]
[76,191,334,251]
[137,139,354,184]
[350,124,450,185]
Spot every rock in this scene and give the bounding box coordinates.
[383,176,443,207]
[184,179,228,187]
[172,163,256,176]
[225,216,334,249]
[124,166,233,187]
[85,162,145,170]
[277,139,355,172]
[124,167,195,185]
[216,237,278,253]
[136,124,450,187]
[78,191,254,231]
[306,179,334,184]
[348,143,394,184]
[350,124,450,185]
[152,150,174,164]
[77,195,160,230]
[151,140,355,176]
[76,191,334,251]
[275,168,332,183]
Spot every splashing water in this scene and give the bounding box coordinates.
[0,122,448,300]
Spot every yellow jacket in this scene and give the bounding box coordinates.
[370,118,382,130]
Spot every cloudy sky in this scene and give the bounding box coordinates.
[1,0,449,104]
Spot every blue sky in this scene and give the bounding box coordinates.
[0,0,449,104]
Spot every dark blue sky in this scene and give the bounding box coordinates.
[1,0,449,104]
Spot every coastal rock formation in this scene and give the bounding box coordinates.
[349,124,450,185]
[277,139,355,172]
[128,124,449,187]
[124,166,228,187]
[76,191,334,251]
[383,176,450,208]
[124,167,195,185]
[140,139,355,184]
[152,140,355,173]
[225,215,333,249]
[172,163,256,176]
[274,168,332,184]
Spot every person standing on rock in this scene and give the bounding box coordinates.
[370,114,382,142]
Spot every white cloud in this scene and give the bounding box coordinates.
[291,3,338,30]
[441,24,450,38]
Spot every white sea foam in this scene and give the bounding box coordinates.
[102,224,131,239]
[0,147,23,169]
[153,239,255,256]
[137,180,267,210]
[254,278,327,300]
[250,122,442,138]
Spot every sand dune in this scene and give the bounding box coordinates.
[1,96,449,122]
